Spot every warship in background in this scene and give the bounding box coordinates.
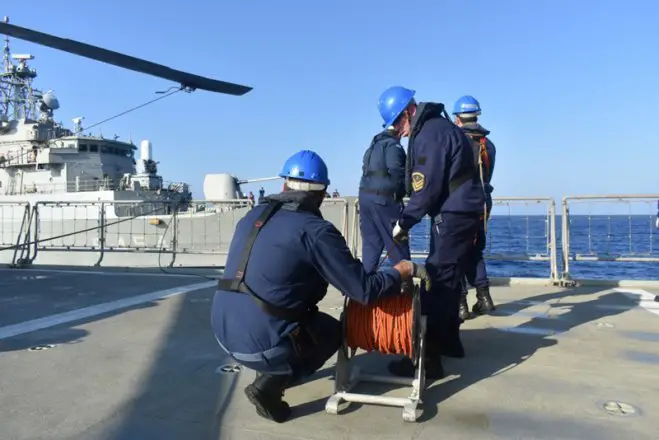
[0,16,277,222]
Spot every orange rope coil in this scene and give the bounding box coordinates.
[344,292,415,358]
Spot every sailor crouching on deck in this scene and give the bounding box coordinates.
[358,86,412,280]
[211,150,428,423]
[453,95,497,320]
[386,87,486,378]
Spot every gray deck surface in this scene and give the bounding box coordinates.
[0,267,657,440]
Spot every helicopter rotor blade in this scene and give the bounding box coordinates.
[0,21,252,96]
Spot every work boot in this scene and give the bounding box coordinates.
[387,356,444,379]
[458,293,471,322]
[244,374,292,423]
[472,286,495,315]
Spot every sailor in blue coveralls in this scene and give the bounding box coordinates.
[211,150,429,423]
[358,88,411,282]
[384,86,485,378]
[453,95,497,320]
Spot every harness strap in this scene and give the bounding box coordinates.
[217,201,315,322]
[479,137,491,180]
[358,187,397,198]
[471,135,490,234]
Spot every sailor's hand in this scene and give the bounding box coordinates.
[394,260,432,291]
[656,217,659,229]
[411,261,431,291]
[410,262,429,282]
[392,221,408,242]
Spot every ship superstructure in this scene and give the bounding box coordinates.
[0,18,191,218]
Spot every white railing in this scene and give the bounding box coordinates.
[561,194,659,282]
[2,195,659,285]
[351,197,559,282]
[0,177,190,196]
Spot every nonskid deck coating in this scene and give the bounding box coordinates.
[0,268,657,440]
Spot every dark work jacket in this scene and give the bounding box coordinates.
[211,191,402,355]
[400,102,485,230]
[359,130,407,201]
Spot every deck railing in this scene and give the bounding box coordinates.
[1,194,658,285]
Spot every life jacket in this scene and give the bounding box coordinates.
[362,131,395,178]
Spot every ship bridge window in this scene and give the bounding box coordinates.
[78,144,88,152]
[89,144,98,153]
[101,145,108,154]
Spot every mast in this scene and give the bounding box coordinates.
[0,16,59,124]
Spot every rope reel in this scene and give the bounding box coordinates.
[341,283,422,361]
[327,281,427,423]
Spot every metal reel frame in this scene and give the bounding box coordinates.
[325,282,427,423]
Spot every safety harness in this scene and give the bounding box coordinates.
[405,102,476,198]
[216,200,317,323]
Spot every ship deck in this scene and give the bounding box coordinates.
[0,267,658,440]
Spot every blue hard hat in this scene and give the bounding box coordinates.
[453,95,481,115]
[278,150,330,186]
[378,86,416,128]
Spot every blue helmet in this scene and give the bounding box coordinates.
[453,95,481,115]
[378,86,416,128]
[279,150,330,190]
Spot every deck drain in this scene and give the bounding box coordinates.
[27,344,57,352]
[216,364,242,374]
[602,401,638,416]
[594,321,615,328]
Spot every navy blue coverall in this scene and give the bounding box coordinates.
[398,103,485,359]
[461,122,496,289]
[358,130,411,272]
[212,191,403,382]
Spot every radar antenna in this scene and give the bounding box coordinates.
[0,19,252,96]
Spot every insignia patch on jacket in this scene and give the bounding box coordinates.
[411,172,425,192]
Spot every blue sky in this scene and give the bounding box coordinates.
[4,0,659,208]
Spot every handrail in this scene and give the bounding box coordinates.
[3,195,658,285]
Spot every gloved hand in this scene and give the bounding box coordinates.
[410,262,430,283]
[396,260,432,291]
[656,217,659,229]
[392,221,408,242]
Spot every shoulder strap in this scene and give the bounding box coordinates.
[479,137,490,180]
[226,201,282,291]
[217,201,314,322]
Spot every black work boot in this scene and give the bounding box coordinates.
[244,374,292,423]
[458,293,471,322]
[387,356,444,380]
[472,286,495,315]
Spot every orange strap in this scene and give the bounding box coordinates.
[479,137,490,181]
